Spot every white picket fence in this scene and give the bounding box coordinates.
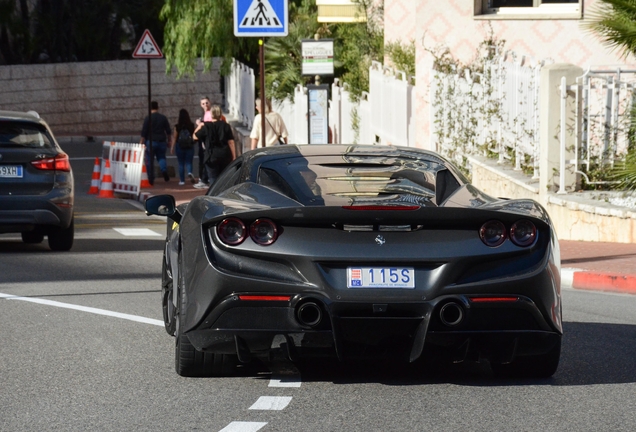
[431,51,549,176]
[225,59,255,129]
[225,59,416,147]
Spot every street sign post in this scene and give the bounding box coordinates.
[302,39,334,76]
[234,0,288,150]
[133,29,163,184]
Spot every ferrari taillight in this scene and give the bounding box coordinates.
[217,218,247,245]
[250,218,278,246]
[31,153,71,172]
[510,219,537,247]
[479,220,506,247]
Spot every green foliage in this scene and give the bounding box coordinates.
[159,0,384,101]
[610,149,636,189]
[264,0,323,101]
[334,0,384,102]
[385,39,415,78]
[584,0,636,58]
[160,0,259,77]
[265,0,385,102]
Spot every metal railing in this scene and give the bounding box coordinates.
[560,68,636,193]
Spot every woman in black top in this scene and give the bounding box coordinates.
[171,109,196,185]
[194,105,236,186]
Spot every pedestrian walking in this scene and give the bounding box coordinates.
[194,96,212,188]
[140,101,172,184]
[171,109,196,185]
[194,105,236,188]
[250,98,288,150]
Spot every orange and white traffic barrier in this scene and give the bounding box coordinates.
[88,157,101,194]
[140,162,152,188]
[98,160,114,199]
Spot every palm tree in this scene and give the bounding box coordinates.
[264,0,323,101]
[585,0,636,189]
[584,0,636,59]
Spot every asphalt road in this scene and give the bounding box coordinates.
[0,142,635,431]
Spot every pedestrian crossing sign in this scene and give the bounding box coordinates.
[234,0,288,37]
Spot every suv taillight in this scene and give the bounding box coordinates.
[31,153,71,172]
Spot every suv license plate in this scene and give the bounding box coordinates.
[0,165,23,178]
[347,267,415,289]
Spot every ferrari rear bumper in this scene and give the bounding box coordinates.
[185,293,562,363]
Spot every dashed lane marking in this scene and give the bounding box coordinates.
[0,292,164,327]
[218,422,268,432]
[249,396,292,410]
[269,376,302,387]
[113,228,162,236]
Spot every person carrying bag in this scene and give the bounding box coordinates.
[250,98,289,149]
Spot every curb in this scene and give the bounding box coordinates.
[562,268,636,295]
[138,191,151,204]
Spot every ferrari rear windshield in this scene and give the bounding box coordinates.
[0,121,54,148]
[257,155,456,206]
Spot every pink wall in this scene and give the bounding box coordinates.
[384,0,636,149]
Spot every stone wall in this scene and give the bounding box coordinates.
[0,59,223,137]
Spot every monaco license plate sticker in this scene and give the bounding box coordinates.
[0,165,23,178]
[347,267,415,289]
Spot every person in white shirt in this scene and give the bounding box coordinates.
[250,98,289,150]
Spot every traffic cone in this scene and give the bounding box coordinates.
[140,162,152,188]
[87,157,101,194]
[98,160,114,198]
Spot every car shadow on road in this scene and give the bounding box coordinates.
[287,321,636,387]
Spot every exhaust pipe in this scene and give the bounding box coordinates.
[296,301,322,328]
[439,302,464,327]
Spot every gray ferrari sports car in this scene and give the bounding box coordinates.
[145,145,562,378]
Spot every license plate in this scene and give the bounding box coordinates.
[0,165,23,178]
[347,267,415,289]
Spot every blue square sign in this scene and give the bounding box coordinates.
[234,0,288,37]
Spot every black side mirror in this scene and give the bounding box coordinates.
[145,195,181,223]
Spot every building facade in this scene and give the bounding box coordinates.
[384,0,636,149]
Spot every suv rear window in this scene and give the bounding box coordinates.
[0,121,54,148]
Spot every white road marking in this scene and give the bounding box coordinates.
[249,396,292,410]
[113,228,161,236]
[0,292,164,327]
[269,376,302,388]
[218,422,268,432]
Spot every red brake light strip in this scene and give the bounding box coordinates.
[469,297,519,303]
[238,295,291,302]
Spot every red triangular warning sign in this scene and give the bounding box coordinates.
[132,29,163,59]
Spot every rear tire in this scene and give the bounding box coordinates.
[48,218,74,251]
[491,336,561,378]
[162,257,176,336]
[174,255,237,377]
[21,231,44,244]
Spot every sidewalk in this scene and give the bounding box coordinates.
[133,179,636,296]
[560,240,636,295]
